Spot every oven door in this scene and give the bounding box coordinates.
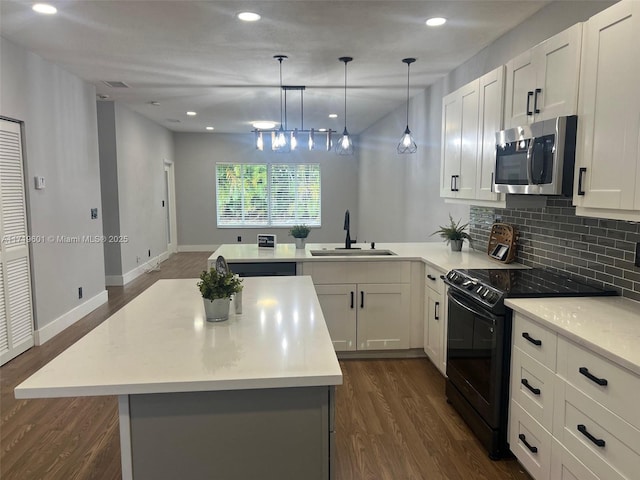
[446,289,507,428]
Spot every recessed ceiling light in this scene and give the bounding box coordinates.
[186,111,197,116]
[33,3,57,14]
[426,17,446,27]
[148,101,161,106]
[252,121,276,129]
[328,114,338,119]
[237,12,261,22]
[205,126,214,131]
[318,128,327,132]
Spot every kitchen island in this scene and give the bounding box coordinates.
[15,277,342,480]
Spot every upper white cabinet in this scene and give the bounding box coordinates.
[573,0,640,221]
[441,66,505,204]
[504,23,583,128]
[441,80,480,200]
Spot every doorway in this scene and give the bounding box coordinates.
[164,161,178,254]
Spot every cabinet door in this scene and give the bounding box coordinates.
[533,23,582,121]
[424,292,443,371]
[574,0,640,211]
[314,284,357,352]
[356,283,410,350]
[440,81,479,199]
[476,66,505,201]
[504,49,536,128]
[441,91,463,198]
[550,439,600,480]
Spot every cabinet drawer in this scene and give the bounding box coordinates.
[550,438,601,480]
[513,313,557,371]
[511,346,555,432]
[509,400,552,480]
[303,261,410,285]
[557,336,640,430]
[553,380,639,480]
[425,265,445,296]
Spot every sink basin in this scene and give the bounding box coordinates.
[309,249,396,256]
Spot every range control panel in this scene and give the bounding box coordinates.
[445,270,504,309]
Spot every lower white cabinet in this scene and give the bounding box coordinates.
[423,266,447,375]
[510,312,640,480]
[304,261,412,352]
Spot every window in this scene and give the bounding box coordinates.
[216,163,321,227]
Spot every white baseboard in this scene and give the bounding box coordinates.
[105,251,170,287]
[178,244,218,252]
[34,290,109,345]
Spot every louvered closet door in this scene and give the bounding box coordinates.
[0,119,34,365]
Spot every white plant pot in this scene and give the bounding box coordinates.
[294,237,307,249]
[203,297,231,322]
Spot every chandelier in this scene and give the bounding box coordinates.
[253,55,335,152]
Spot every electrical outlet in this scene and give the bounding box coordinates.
[136,256,140,264]
[635,242,640,267]
[148,249,151,257]
[78,287,83,299]
[237,236,242,242]
[90,208,98,219]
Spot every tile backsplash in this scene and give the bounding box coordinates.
[470,198,640,302]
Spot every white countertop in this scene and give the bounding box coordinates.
[15,277,342,399]
[506,296,640,376]
[211,242,526,273]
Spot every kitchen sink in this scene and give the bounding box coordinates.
[309,249,396,256]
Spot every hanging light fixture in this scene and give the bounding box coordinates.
[336,56,354,155]
[271,55,290,152]
[398,58,418,154]
[252,56,334,152]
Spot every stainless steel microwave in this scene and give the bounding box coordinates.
[494,116,577,196]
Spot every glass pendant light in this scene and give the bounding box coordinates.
[255,131,264,151]
[397,57,418,154]
[336,56,354,155]
[272,55,290,152]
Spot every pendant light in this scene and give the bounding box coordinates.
[336,56,354,155]
[272,55,290,152]
[397,57,417,154]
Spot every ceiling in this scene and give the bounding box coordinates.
[0,1,550,134]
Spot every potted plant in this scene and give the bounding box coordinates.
[289,224,311,249]
[432,214,474,252]
[197,268,243,322]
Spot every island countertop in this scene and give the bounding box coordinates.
[15,277,342,399]
[211,242,526,273]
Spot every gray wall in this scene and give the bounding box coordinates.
[173,133,359,247]
[0,37,106,330]
[97,101,122,276]
[101,102,174,275]
[358,0,615,243]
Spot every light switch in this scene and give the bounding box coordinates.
[34,176,45,190]
[91,208,98,219]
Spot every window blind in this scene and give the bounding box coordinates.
[216,163,320,227]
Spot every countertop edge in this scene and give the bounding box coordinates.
[505,298,640,377]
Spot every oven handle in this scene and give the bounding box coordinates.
[447,290,501,323]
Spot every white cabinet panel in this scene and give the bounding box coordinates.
[574,0,640,217]
[510,400,552,480]
[357,283,410,350]
[314,284,357,352]
[505,23,582,128]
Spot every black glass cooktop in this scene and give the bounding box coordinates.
[453,268,618,297]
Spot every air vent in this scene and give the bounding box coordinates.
[166,119,181,123]
[102,81,130,88]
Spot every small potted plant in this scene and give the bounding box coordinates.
[197,268,243,322]
[432,214,474,252]
[289,224,311,249]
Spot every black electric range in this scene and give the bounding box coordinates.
[442,268,617,459]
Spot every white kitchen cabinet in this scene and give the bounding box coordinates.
[504,23,582,127]
[423,266,447,375]
[441,80,479,200]
[303,261,412,352]
[573,0,640,222]
[314,284,357,351]
[509,311,640,480]
[441,66,512,207]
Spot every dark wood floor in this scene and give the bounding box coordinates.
[1,252,531,480]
